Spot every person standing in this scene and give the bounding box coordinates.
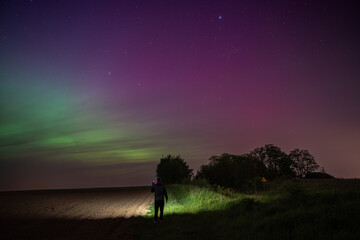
[151,177,168,223]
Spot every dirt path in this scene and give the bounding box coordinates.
[0,187,154,240]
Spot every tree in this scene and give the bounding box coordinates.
[289,149,319,178]
[156,154,193,184]
[207,153,238,187]
[195,153,266,190]
[250,144,295,178]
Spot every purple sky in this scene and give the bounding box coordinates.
[0,0,359,190]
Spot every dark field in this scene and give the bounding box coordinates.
[0,187,153,240]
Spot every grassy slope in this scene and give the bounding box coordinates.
[137,179,360,240]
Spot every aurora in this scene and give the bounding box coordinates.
[1,0,359,190]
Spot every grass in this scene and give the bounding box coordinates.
[137,179,360,240]
[146,184,243,215]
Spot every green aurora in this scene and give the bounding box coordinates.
[0,80,168,164]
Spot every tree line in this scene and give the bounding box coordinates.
[156,144,333,190]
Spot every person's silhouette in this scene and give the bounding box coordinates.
[151,177,168,223]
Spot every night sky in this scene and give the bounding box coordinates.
[1,0,359,191]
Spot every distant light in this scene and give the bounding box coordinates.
[218,16,222,20]
[108,72,111,76]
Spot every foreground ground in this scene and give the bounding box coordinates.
[0,187,153,240]
[1,179,359,240]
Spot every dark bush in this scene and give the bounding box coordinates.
[305,172,334,179]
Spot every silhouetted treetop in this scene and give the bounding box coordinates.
[156,154,192,184]
[196,153,265,190]
[289,149,319,178]
[250,144,295,179]
[195,144,323,190]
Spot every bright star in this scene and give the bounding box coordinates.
[218,16,222,20]
[108,72,111,76]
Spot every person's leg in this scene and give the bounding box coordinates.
[159,200,164,221]
[154,201,159,222]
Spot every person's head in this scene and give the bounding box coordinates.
[156,177,161,183]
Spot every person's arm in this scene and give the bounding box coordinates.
[151,183,155,193]
[164,186,168,202]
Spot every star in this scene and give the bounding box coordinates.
[107,71,111,76]
[218,16,222,20]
